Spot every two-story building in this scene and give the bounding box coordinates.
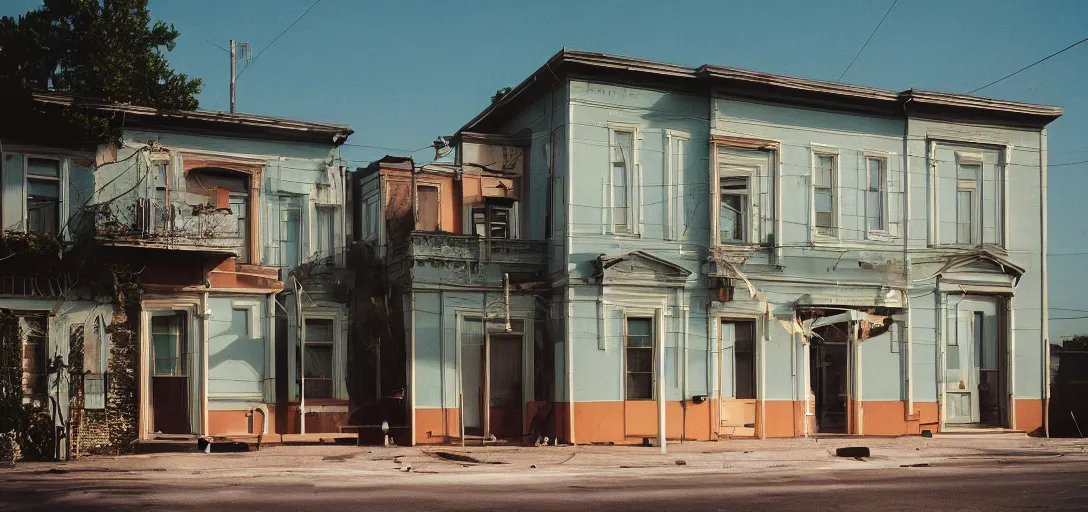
[361,50,1059,446]
[1,92,353,456]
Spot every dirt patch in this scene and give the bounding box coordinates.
[322,453,358,462]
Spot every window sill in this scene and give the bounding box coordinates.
[609,232,642,240]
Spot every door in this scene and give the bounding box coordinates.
[718,321,757,436]
[487,334,523,438]
[151,313,191,434]
[461,319,484,435]
[809,324,849,434]
[945,296,1004,426]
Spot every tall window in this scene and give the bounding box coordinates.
[303,318,334,399]
[365,201,379,238]
[719,175,749,243]
[315,206,335,259]
[472,199,513,239]
[229,194,248,262]
[151,314,187,376]
[26,158,60,234]
[278,196,301,269]
[152,162,170,230]
[814,154,837,236]
[956,163,980,244]
[611,130,634,233]
[625,317,654,400]
[21,316,48,402]
[866,157,887,232]
[416,184,440,231]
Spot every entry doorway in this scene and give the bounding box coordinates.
[809,324,849,434]
[461,320,525,440]
[718,320,757,437]
[945,296,1006,428]
[150,312,193,434]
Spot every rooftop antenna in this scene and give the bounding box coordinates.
[229,40,253,114]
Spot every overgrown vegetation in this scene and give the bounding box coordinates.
[0,0,202,143]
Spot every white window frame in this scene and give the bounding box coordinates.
[928,140,1009,248]
[607,124,640,236]
[864,153,890,236]
[23,155,67,237]
[664,130,690,241]
[810,147,841,241]
[955,153,982,246]
[298,312,344,401]
[622,314,656,401]
[716,161,761,246]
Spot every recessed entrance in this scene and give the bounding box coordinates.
[809,324,849,434]
[945,295,1007,428]
[150,312,193,434]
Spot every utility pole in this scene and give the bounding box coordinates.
[229,39,236,114]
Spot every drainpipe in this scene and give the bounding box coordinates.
[1008,298,1017,430]
[853,321,864,435]
[410,291,417,445]
[294,277,305,435]
[759,309,767,439]
[902,102,914,425]
[565,85,575,446]
[202,291,211,436]
[566,287,575,444]
[1040,129,1050,438]
[656,307,666,454]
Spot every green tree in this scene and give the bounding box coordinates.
[0,0,201,141]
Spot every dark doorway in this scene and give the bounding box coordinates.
[151,313,191,434]
[810,325,849,434]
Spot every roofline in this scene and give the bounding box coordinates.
[459,49,1062,133]
[31,91,354,145]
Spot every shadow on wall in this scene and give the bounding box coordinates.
[1050,343,1088,437]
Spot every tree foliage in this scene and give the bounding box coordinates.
[0,0,201,142]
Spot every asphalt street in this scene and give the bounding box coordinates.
[2,455,1086,511]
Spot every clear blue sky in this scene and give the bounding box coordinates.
[5,0,1087,341]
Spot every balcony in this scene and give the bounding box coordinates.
[396,231,548,266]
[93,198,242,255]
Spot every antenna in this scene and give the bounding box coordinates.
[229,40,253,114]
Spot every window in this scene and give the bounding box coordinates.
[83,316,108,410]
[731,322,756,400]
[151,162,171,230]
[813,154,837,237]
[151,314,187,376]
[611,130,634,233]
[303,318,334,399]
[21,316,48,402]
[278,196,301,269]
[719,176,749,243]
[866,157,887,232]
[956,163,979,244]
[625,317,654,400]
[229,194,249,262]
[472,199,514,239]
[365,200,379,238]
[315,207,335,259]
[416,184,439,231]
[27,158,60,234]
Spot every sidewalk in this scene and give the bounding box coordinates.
[5,435,1087,482]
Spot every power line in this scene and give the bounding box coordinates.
[1049,159,1088,168]
[342,142,434,154]
[967,35,1088,94]
[837,0,898,82]
[204,39,229,53]
[236,0,322,80]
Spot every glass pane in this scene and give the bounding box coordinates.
[490,207,510,239]
[720,195,744,242]
[612,165,628,207]
[279,197,300,268]
[304,345,333,379]
[304,379,332,399]
[627,347,653,373]
[626,373,652,400]
[27,158,60,177]
[958,163,979,181]
[814,190,832,214]
[153,334,177,375]
[957,190,974,243]
[815,156,834,186]
[28,179,60,198]
[626,318,652,341]
[735,350,755,400]
[472,209,487,236]
[231,196,248,262]
[305,319,334,342]
[613,131,633,164]
[867,190,883,230]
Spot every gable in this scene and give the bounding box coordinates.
[598,251,691,287]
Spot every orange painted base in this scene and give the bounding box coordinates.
[856,401,940,435]
[414,408,462,444]
[208,408,275,436]
[1015,399,1045,436]
[281,403,349,434]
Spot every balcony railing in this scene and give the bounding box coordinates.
[397,231,548,266]
[94,198,242,254]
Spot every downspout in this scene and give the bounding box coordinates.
[565,81,575,445]
[1008,297,1017,430]
[854,321,864,435]
[1040,129,1050,438]
[706,311,714,437]
[410,291,417,445]
[294,277,305,435]
[902,100,914,424]
[656,307,666,453]
[759,309,767,439]
[202,290,211,436]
